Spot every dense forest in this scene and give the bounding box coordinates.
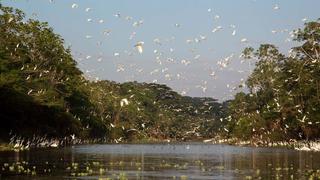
[225,19,320,142]
[0,5,226,144]
[0,5,319,146]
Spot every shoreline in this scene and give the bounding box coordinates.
[1,138,320,152]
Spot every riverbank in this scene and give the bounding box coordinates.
[0,143,14,151]
[1,136,320,152]
[200,137,320,151]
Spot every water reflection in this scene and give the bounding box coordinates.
[0,143,319,179]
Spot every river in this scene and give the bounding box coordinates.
[0,143,319,179]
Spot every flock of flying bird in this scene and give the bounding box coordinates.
[44,1,309,102]
[3,1,318,147]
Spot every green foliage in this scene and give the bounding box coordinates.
[227,19,320,141]
[0,5,109,140]
[0,5,225,142]
[5,4,318,144]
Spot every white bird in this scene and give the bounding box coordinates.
[50,142,58,148]
[186,39,193,44]
[133,20,144,27]
[199,35,207,40]
[70,134,75,140]
[180,91,187,95]
[8,17,14,23]
[212,26,222,33]
[181,59,191,66]
[232,30,236,36]
[210,71,216,78]
[241,38,248,43]
[127,128,138,132]
[114,13,121,18]
[134,41,144,54]
[71,3,78,9]
[27,89,33,95]
[120,98,129,107]
[203,138,214,143]
[194,54,201,60]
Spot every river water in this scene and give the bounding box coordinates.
[0,143,319,179]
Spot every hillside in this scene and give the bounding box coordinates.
[0,5,225,143]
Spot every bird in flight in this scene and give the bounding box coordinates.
[134,41,144,54]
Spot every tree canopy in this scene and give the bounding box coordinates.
[226,19,320,141]
[0,5,224,142]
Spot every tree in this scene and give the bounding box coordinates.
[227,19,320,141]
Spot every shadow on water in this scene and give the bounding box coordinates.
[0,143,319,179]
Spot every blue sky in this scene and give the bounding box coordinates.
[2,0,320,101]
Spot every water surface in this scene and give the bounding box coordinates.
[0,143,319,179]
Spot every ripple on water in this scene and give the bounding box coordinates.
[0,143,319,179]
